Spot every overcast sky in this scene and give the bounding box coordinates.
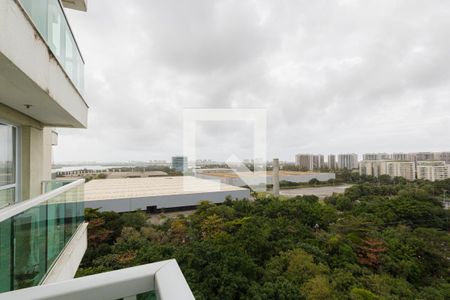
[55,0,450,163]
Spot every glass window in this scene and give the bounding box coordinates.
[0,123,16,208]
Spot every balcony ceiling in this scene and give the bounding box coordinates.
[0,53,87,128]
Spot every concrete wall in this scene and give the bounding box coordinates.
[85,189,251,213]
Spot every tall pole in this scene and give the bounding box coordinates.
[273,158,280,197]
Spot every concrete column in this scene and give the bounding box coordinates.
[21,126,45,200]
[273,158,280,197]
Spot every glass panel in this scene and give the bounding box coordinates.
[0,181,84,292]
[65,188,77,243]
[0,124,15,187]
[47,194,65,268]
[0,188,15,209]
[17,0,84,94]
[0,219,12,292]
[17,0,48,37]
[13,205,47,289]
[137,291,157,300]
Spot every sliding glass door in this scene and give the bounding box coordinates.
[0,123,17,208]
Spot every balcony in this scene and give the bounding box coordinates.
[0,179,85,292]
[0,259,195,300]
[0,178,195,299]
[0,0,88,128]
[18,0,85,94]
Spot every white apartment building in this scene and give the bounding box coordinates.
[295,154,314,170]
[295,154,324,170]
[359,160,416,181]
[338,154,358,170]
[359,160,388,177]
[391,153,412,161]
[327,154,336,170]
[362,153,391,160]
[0,0,194,297]
[313,154,324,170]
[413,152,435,162]
[386,161,416,181]
[434,152,450,164]
[416,161,450,182]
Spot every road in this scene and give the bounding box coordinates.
[280,184,352,199]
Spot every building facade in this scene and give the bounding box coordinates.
[327,154,336,170]
[362,153,391,160]
[172,156,188,173]
[416,161,449,182]
[338,154,358,170]
[434,152,450,164]
[0,0,91,292]
[386,161,416,181]
[391,153,412,161]
[359,160,388,177]
[295,154,325,171]
[312,154,324,170]
[295,154,314,170]
[414,152,435,162]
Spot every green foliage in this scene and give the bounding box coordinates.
[78,180,450,299]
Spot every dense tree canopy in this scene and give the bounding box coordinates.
[78,179,450,299]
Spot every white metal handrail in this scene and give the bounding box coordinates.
[0,179,85,222]
[0,259,195,300]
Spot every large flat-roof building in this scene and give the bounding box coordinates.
[196,169,335,186]
[84,176,250,213]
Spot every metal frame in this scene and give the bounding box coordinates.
[0,121,20,205]
[0,259,195,300]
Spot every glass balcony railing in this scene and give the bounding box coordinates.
[17,0,85,94]
[0,179,84,293]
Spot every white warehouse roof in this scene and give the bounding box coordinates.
[83,176,250,212]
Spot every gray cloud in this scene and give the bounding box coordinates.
[55,0,450,162]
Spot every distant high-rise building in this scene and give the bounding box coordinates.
[414,152,434,161]
[338,154,358,170]
[359,160,388,177]
[362,153,391,160]
[172,156,188,173]
[295,154,324,170]
[312,154,324,170]
[386,161,416,181]
[392,153,412,161]
[434,152,450,164]
[327,154,336,170]
[416,161,449,181]
[295,154,314,171]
